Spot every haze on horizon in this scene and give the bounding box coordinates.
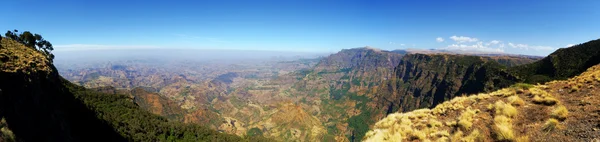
[3,0,600,57]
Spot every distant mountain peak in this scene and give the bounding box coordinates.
[341,46,385,53]
[363,46,382,52]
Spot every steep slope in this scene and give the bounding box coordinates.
[301,47,405,97]
[510,38,600,83]
[371,53,517,116]
[364,64,600,142]
[0,38,258,141]
[284,47,406,141]
[0,38,124,141]
[480,55,540,67]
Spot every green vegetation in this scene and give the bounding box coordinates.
[247,127,263,137]
[0,118,15,142]
[4,30,54,62]
[348,110,371,141]
[329,81,351,100]
[511,83,534,90]
[509,38,600,84]
[63,80,261,141]
[347,92,373,141]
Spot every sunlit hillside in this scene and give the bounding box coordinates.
[364,64,600,142]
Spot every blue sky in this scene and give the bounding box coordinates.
[3,0,600,56]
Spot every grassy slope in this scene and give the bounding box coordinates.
[364,64,600,142]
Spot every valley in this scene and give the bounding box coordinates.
[57,47,542,141]
[2,1,600,141]
[1,29,599,141]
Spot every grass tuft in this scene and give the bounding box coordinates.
[494,101,518,118]
[493,115,515,141]
[551,106,569,121]
[409,130,426,141]
[530,87,559,106]
[450,130,463,142]
[542,118,560,132]
[507,95,525,106]
[569,85,579,93]
[463,129,482,142]
[532,95,558,106]
[457,108,477,131]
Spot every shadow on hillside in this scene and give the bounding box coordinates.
[0,69,125,141]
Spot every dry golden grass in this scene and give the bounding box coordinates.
[457,107,477,131]
[450,130,463,142]
[493,115,515,141]
[516,136,530,142]
[532,95,558,106]
[551,106,569,121]
[364,64,600,142]
[463,129,483,142]
[542,118,560,132]
[530,88,559,106]
[0,38,52,74]
[494,101,518,118]
[0,39,52,73]
[508,95,525,106]
[569,85,579,93]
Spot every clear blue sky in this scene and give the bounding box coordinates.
[3,0,600,56]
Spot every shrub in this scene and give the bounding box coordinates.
[246,127,263,137]
[551,106,569,121]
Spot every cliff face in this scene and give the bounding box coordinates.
[0,39,123,141]
[315,47,404,73]
[306,47,406,97]
[364,64,600,142]
[371,54,518,115]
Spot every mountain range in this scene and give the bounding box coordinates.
[1,33,599,141]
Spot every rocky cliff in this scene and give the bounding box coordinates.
[370,54,518,117]
[364,63,600,142]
